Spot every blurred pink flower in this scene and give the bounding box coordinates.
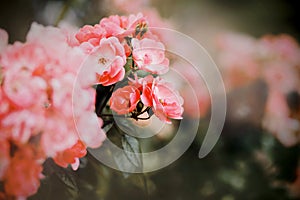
[260,34,300,66]
[181,85,210,118]
[0,22,106,162]
[262,62,299,94]
[263,90,300,147]
[215,33,260,90]
[215,32,300,146]
[132,38,169,74]
[41,112,78,157]
[4,145,43,198]
[110,85,141,114]
[3,67,47,109]
[2,109,45,144]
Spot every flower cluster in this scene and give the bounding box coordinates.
[75,13,183,123]
[0,12,183,199]
[216,33,300,147]
[0,23,106,199]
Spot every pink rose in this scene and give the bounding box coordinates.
[75,24,106,46]
[100,15,129,37]
[96,57,126,86]
[100,13,146,37]
[132,38,169,74]
[138,75,184,123]
[110,85,141,115]
[84,37,126,86]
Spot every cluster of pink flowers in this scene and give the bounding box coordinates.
[216,33,300,147]
[0,23,106,199]
[0,12,183,199]
[75,13,183,123]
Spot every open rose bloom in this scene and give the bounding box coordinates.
[0,11,184,199]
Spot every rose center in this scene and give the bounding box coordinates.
[98,57,107,65]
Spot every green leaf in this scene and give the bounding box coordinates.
[122,135,142,168]
[110,118,143,176]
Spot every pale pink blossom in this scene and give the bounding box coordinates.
[110,85,141,114]
[76,112,106,148]
[2,68,47,109]
[26,23,71,63]
[58,22,81,47]
[97,56,126,86]
[132,38,169,74]
[2,109,45,144]
[50,73,76,117]
[84,37,126,86]
[41,112,78,157]
[75,24,106,46]
[100,13,146,37]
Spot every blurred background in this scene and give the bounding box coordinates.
[1,0,300,199]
